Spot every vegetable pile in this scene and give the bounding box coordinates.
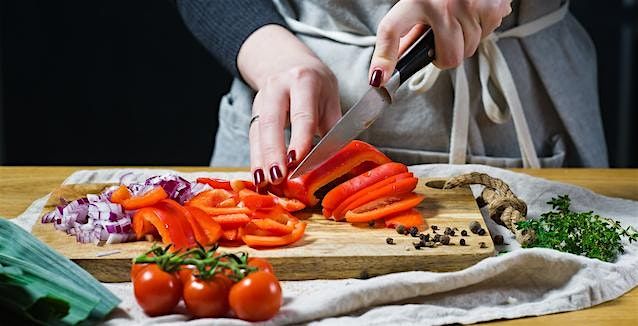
[42,175,308,249]
[131,244,282,321]
[516,195,638,262]
[0,218,119,324]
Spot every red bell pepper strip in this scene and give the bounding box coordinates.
[282,140,391,206]
[270,194,306,212]
[121,186,168,210]
[332,173,419,221]
[212,213,251,230]
[251,218,294,235]
[242,221,307,248]
[110,185,132,204]
[322,162,408,211]
[132,207,158,240]
[196,177,256,191]
[345,193,425,223]
[151,199,197,249]
[242,194,276,210]
[384,209,424,229]
[161,199,210,246]
[185,189,234,208]
[185,206,223,244]
[196,206,251,216]
[330,172,414,220]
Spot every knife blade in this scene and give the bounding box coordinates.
[288,28,436,179]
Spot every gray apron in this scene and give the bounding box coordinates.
[211,0,608,168]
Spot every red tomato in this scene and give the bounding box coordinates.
[130,263,149,281]
[183,274,232,318]
[178,264,198,285]
[229,271,282,321]
[133,264,182,316]
[248,257,274,274]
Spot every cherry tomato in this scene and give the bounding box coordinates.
[133,264,182,316]
[130,263,149,281]
[229,271,282,321]
[248,257,274,274]
[178,264,198,285]
[183,274,232,318]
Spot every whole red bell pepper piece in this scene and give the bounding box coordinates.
[282,140,391,206]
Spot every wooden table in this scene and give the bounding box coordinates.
[1,167,636,325]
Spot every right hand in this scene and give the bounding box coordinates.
[237,25,342,190]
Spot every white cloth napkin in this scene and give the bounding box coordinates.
[12,164,638,325]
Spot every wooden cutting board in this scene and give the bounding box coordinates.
[32,178,495,282]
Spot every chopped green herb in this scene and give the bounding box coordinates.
[516,195,638,262]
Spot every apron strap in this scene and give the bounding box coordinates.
[410,1,569,168]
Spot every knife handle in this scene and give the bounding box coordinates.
[395,28,436,85]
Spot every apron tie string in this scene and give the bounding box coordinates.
[408,1,569,168]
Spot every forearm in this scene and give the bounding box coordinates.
[176,0,287,77]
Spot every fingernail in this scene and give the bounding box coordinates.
[369,68,383,87]
[286,150,297,168]
[253,169,265,190]
[269,165,283,183]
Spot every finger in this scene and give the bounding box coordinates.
[398,24,427,57]
[369,0,430,86]
[249,92,266,192]
[288,77,320,169]
[257,80,289,186]
[452,1,482,58]
[479,0,511,38]
[428,7,465,69]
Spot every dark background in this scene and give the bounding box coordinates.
[0,1,636,167]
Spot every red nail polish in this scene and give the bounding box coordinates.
[369,68,383,87]
[269,165,283,183]
[253,169,265,190]
[287,150,297,167]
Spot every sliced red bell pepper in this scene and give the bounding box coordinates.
[322,162,408,211]
[345,193,425,223]
[330,172,414,220]
[110,185,132,204]
[218,197,238,208]
[212,213,251,230]
[384,209,424,229]
[194,206,251,216]
[332,175,417,220]
[132,207,158,239]
[151,199,197,249]
[242,221,307,248]
[185,206,223,244]
[222,228,239,241]
[251,206,299,224]
[282,140,391,206]
[251,218,294,235]
[270,194,306,212]
[196,177,256,191]
[185,189,234,208]
[242,194,276,210]
[121,186,168,210]
[161,199,209,246]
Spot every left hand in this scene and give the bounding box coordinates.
[368,0,512,87]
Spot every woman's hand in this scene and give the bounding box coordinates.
[368,0,512,86]
[238,25,342,190]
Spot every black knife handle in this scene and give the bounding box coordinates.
[396,28,435,85]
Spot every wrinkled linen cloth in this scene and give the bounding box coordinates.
[12,165,638,325]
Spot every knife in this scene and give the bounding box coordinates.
[288,28,436,179]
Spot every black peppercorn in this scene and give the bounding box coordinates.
[433,234,441,243]
[460,238,466,246]
[441,235,451,245]
[478,228,486,236]
[409,226,419,237]
[444,227,452,235]
[493,234,504,245]
[469,221,481,234]
[431,225,439,231]
[479,241,487,248]
[386,237,395,245]
[419,233,430,242]
[449,229,455,236]
[413,242,423,249]
[396,225,405,235]
[461,230,468,236]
